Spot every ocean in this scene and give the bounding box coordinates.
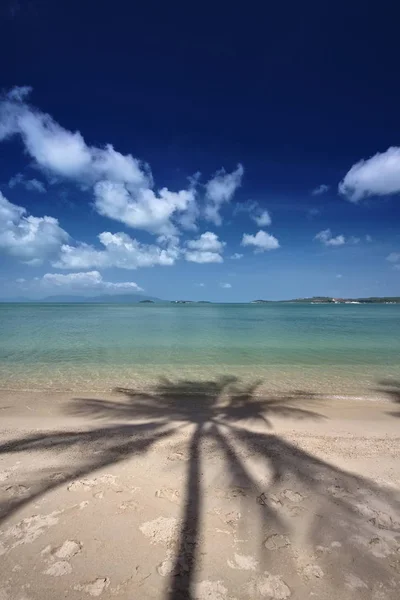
[0,302,399,397]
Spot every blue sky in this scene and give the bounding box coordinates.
[0,1,400,301]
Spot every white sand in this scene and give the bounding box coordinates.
[1,387,400,599]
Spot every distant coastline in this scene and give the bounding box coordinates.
[252,296,400,304]
[1,295,400,304]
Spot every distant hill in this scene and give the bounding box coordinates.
[1,293,164,304]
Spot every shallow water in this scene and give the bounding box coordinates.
[0,303,399,395]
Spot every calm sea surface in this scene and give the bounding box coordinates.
[0,303,399,396]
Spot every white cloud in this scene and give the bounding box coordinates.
[254,210,271,227]
[311,184,329,196]
[365,234,372,242]
[230,253,243,260]
[184,231,225,263]
[185,250,223,264]
[0,192,68,262]
[54,231,180,270]
[94,181,197,236]
[41,271,143,292]
[339,147,400,202]
[220,282,232,289]
[241,230,280,252]
[387,252,400,263]
[0,87,198,236]
[314,229,345,247]
[234,201,271,227]
[195,282,205,287]
[186,231,224,252]
[9,173,46,193]
[205,164,244,225]
[336,274,343,279]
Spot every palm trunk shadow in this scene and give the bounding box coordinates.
[167,422,203,600]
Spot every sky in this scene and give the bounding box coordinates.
[0,1,400,302]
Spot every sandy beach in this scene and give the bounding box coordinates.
[1,379,400,600]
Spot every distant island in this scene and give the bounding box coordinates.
[252,296,400,304]
[1,293,163,304]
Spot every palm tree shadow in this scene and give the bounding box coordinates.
[376,379,400,417]
[1,377,400,599]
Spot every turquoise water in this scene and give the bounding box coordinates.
[0,302,399,395]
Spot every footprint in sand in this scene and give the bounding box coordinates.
[157,550,175,577]
[247,573,291,599]
[43,561,72,577]
[139,517,180,546]
[56,539,83,559]
[264,533,291,551]
[118,499,139,512]
[215,487,249,500]
[5,484,29,497]
[227,553,258,571]
[213,509,241,529]
[74,578,110,597]
[67,474,117,492]
[155,487,180,504]
[3,511,60,547]
[299,564,324,581]
[195,580,232,600]
[280,489,304,503]
[41,539,82,576]
[354,503,398,530]
[50,472,68,482]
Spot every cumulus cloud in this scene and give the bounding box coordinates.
[54,231,180,270]
[0,90,147,185]
[339,147,400,202]
[205,164,244,225]
[315,231,363,247]
[254,211,272,227]
[314,229,345,246]
[194,282,205,287]
[41,271,143,292]
[0,87,198,236]
[94,181,196,236]
[0,192,68,262]
[241,230,280,252]
[387,252,400,263]
[336,274,343,278]
[311,184,329,196]
[230,253,243,260]
[9,173,46,193]
[365,234,372,242]
[220,282,232,289]
[186,231,224,252]
[184,231,225,263]
[234,201,271,227]
[185,251,223,264]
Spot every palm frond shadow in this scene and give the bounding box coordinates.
[1,376,400,599]
[377,379,400,417]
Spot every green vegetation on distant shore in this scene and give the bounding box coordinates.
[252,296,400,304]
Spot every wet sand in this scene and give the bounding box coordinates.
[1,381,400,600]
